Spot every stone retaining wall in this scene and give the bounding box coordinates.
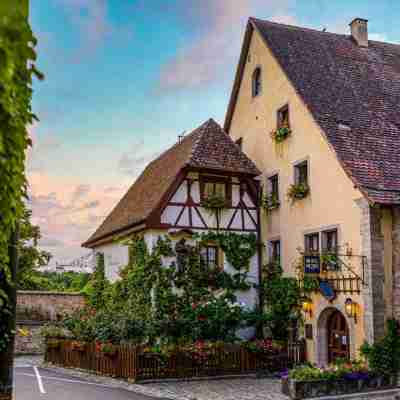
[15,291,85,355]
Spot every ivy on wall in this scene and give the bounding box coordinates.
[0,3,42,353]
[64,232,260,345]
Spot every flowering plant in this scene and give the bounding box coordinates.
[289,360,370,382]
[96,341,118,357]
[243,338,284,355]
[270,127,291,143]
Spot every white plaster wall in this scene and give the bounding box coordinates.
[95,241,129,282]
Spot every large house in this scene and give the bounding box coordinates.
[84,16,400,366]
[225,17,400,365]
[83,119,262,312]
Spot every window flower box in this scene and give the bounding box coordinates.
[287,183,309,201]
[262,194,280,211]
[283,375,397,399]
[271,127,291,143]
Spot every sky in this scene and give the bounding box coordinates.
[28,0,400,266]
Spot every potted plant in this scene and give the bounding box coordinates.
[262,194,280,211]
[287,183,309,202]
[271,126,291,143]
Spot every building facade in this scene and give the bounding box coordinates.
[83,119,262,332]
[225,17,400,364]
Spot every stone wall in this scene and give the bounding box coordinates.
[392,206,400,320]
[15,291,86,355]
[359,199,386,343]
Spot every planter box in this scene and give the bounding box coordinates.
[283,375,397,399]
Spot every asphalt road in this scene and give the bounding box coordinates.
[15,366,166,400]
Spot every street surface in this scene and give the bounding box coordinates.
[15,365,166,400]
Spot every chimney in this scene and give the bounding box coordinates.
[349,18,368,47]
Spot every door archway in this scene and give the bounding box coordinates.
[327,310,350,363]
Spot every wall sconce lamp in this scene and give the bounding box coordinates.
[345,298,358,323]
[302,298,313,317]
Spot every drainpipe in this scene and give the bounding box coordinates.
[255,180,264,337]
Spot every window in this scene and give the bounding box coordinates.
[200,176,231,205]
[304,232,320,273]
[322,229,339,271]
[268,174,279,200]
[295,160,308,186]
[252,67,262,97]
[270,240,281,266]
[277,105,290,128]
[322,229,338,253]
[200,245,219,270]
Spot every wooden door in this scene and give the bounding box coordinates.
[327,311,349,363]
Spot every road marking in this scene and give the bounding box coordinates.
[17,373,116,389]
[33,366,46,394]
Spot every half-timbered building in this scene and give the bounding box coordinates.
[83,119,261,310]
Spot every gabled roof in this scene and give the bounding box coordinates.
[83,119,260,247]
[225,18,400,204]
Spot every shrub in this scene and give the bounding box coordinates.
[360,319,400,377]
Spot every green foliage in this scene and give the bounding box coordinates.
[16,206,52,289]
[289,360,370,382]
[0,3,42,353]
[261,193,280,212]
[200,193,227,216]
[40,324,70,339]
[62,232,259,346]
[270,127,291,143]
[287,183,310,201]
[360,319,400,377]
[86,253,108,309]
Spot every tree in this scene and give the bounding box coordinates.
[0,1,42,398]
[17,207,52,290]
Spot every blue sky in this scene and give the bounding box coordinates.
[28,0,400,264]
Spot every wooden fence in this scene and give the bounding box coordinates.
[45,340,306,382]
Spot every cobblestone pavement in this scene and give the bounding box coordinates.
[146,378,287,400]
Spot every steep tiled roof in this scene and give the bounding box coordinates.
[83,119,260,247]
[226,18,400,204]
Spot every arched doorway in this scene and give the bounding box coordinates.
[327,310,350,363]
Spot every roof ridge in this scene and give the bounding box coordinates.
[250,17,348,38]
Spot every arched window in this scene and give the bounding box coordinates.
[252,67,262,97]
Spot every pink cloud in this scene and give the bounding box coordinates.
[158,0,292,91]
[28,171,127,265]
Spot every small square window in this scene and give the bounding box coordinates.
[269,240,281,266]
[277,105,290,128]
[304,232,320,273]
[200,176,231,206]
[322,229,339,271]
[200,245,219,270]
[268,174,279,200]
[295,161,308,186]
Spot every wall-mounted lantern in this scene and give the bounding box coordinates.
[345,298,358,323]
[302,298,313,317]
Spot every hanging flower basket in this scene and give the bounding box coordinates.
[271,127,291,143]
[287,183,309,202]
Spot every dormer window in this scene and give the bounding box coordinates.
[252,67,262,97]
[200,176,232,206]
